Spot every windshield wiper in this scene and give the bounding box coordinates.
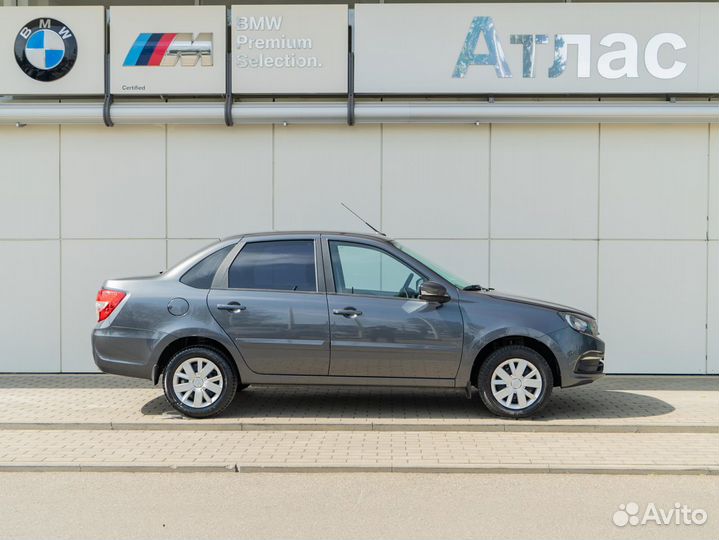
[463,284,494,292]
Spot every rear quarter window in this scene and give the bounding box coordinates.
[180,245,234,289]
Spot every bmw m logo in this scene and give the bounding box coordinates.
[14,18,78,82]
[123,33,213,67]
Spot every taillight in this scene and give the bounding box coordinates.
[96,289,126,322]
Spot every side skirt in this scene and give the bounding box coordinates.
[239,373,457,388]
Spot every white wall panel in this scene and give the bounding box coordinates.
[0,120,714,375]
[708,242,718,374]
[598,241,707,374]
[490,240,598,315]
[274,125,381,232]
[397,239,489,288]
[0,241,60,372]
[709,125,718,241]
[61,126,166,239]
[61,239,166,372]
[167,238,219,268]
[0,126,59,239]
[491,125,599,239]
[382,125,489,238]
[599,125,708,240]
[167,126,272,239]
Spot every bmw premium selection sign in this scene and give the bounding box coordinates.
[110,6,226,95]
[231,5,348,94]
[354,3,719,94]
[0,7,104,95]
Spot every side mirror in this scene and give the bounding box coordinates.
[419,281,451,304]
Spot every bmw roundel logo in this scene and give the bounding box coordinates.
[14,18,78,82]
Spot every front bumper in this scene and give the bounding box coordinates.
[92,326,167,380]
[548,327,605,388]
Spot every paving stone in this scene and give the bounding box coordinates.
[0,429,715,471]
[0,374,716,430]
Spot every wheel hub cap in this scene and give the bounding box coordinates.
[490,358,543,410]
[172,357,224,409]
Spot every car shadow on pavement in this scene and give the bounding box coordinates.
[140,382,679,421]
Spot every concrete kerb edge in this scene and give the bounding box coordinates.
[0,422,715,434]
[0,463,716,475]
[231,464,719,475]
[0,463,237,473]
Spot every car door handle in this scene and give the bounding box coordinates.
[333,307,362,317]
[217,303,246,313]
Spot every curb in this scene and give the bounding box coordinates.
[0,463,716,475]
[0,463,237,473]
[0,422,715,434]
[238,464,719,475]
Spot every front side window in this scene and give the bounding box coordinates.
[329,241,426,298]
[228,240,316,292]
[393,241,471,289]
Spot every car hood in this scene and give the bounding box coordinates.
[481,290,595,319]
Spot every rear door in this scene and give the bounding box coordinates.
[323,237,464,379]
[208,235,330,376]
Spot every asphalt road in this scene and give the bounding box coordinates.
[0,472,716,540]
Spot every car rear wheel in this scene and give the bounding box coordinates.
[163,346,238,418]
[477,345,553,418]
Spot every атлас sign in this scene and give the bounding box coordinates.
[354,3,719,94]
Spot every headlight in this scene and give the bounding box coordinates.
[561,312,598,336]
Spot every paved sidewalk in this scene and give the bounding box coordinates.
[0,374,717,474]
[0,374,716,432]
[0,429,716,474]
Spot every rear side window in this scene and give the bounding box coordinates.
[228,240,316,292]
[180,245,233,289]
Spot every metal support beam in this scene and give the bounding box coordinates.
[102,8,113,127]
[0,100,717,126]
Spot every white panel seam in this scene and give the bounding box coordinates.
[58,124,63,373]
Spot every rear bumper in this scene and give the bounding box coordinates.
[92,326,167,381]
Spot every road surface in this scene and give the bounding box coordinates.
[0,472,716,539]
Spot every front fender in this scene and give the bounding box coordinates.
[455,326,563,387]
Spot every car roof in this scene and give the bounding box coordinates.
[221,231,392,243]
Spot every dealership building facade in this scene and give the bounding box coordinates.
[0,1,716,375]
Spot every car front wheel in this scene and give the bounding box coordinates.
[163,346,238,418]
[477,345,553,418]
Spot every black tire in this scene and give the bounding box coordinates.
[476,345,553,419]
[163,346,238,418]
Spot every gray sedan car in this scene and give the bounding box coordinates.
[93,231,605,418]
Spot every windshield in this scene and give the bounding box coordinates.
[393,241,472,290]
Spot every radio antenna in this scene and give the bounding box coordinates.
[340,203,386,236]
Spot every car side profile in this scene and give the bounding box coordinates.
[93,232,605,418]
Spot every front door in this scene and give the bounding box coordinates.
[208,237,330,376]
[325,239,464,379]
